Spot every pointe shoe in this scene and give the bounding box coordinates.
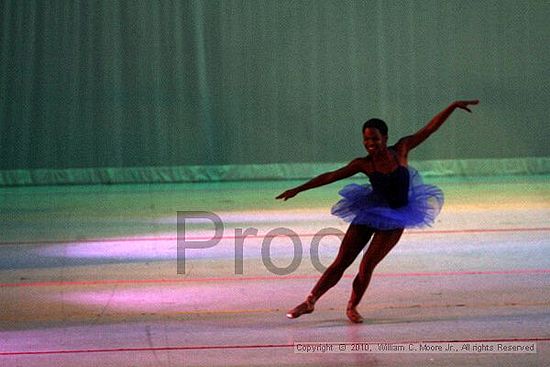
[346,306,364,324]
[286,297,315,319]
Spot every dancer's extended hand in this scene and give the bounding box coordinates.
[453,100,479,113]
[276,188,299,201]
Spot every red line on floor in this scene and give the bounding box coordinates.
[1,227,550,245]
[1,337,548,356]
[167,227,550,241]
[1,269,549,288]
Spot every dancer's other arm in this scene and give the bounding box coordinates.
[276,158,363,201]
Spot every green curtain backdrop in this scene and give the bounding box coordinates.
[1,0,549,184]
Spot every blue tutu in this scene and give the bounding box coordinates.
[331,166,444,230]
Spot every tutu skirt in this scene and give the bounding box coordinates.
[331,167,444,230]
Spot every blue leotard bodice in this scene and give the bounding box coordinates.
[367,166,410,208]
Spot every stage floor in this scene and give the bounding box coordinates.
[1,174,549,366]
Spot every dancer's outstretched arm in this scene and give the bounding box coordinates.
[276,158,363,201]
[398,100,479,152]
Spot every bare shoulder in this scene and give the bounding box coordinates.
[348,156,372,174]
[391,140,410,165]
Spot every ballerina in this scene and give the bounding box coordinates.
[276,100,479,323]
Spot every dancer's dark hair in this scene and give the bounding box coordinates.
[362,118,388,136]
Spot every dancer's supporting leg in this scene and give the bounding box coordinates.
[286,224,374,318]
[346,228,404,323]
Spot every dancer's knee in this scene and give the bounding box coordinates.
[353,267,371,283]
[327,257,353,275]
[325,263,345,279]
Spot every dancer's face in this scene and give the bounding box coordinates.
[363,127,387,154]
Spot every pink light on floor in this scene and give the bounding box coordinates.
[53,282,273,312]
[38,238,178,260]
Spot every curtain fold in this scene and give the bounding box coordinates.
[1,0,548,176]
